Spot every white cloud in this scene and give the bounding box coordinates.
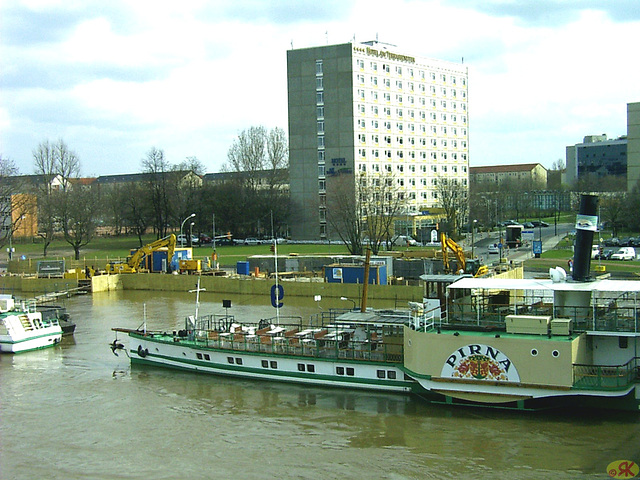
[1,0,639,175]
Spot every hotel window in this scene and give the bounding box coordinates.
[316,92,324,105]
[317,136,324,148]
[373,150,379,158]
[316,106,324,118]
[317,121,324,133]
[319,209,326,222]
[384,107,391,116]
[371,106,379,115]
[316,77,323,90]
[371,91,378,101]
[357,59,364,69]
[384,93,391,102]
[371,134,378,143]
[384,78,390,88]
[371,76,378,86]
[357,74,365,84]
[358,89,365,100]
[318,179,325,191]
[370,61,378,71]
[396,81,403,89]
[315,60,323,75]
[318,150,325,162]
[318,164,325,176]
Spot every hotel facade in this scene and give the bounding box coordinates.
[287,41,469,240]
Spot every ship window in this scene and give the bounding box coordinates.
[261,360,269,368]
[270,361,278,369]
[227,356,234,364]
[307,364,315,373]
[204,354,210,361]
[530,349,538,356]
[377,370,386,379]
[298,363,306,372]
[346,367,354,376]
[196,353,203,360]
[387,370,396,379]
[552,350,560,358]
[336,366,345,375]
[619,337,629,349]
[236,358,243,365]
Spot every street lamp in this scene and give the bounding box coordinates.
[180,213,196,246]
[340,296,356,310]
[471,219,477,258]
[189,222,195,246]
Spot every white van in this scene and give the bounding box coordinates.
[611,247,636,261]
[591,244,600,259]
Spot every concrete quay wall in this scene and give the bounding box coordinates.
[93,273,424,302]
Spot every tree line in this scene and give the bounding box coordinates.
[0,126,289,260]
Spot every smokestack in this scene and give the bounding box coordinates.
[572,194,598,282]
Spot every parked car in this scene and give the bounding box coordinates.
[611,247,636,261]
[604,237,620,247]
[215,237,234,246]
[391,235,419,247]
[243,237,262,245]
[594,250,612,260]
[177,234,199,245]
[198,234,212,244]
[522,222,535,228]
[488,243,500,254]
[531,221,549,227]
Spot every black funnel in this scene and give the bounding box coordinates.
[572,194,598,282]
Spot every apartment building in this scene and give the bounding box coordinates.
[287,41,469,240]
[470,163,548,188]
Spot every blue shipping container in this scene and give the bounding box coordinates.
[237,261,250,275]
[324,264,387,285]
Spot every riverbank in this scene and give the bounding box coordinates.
[0,272,426,304]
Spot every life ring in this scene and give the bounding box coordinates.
[137,345,148,358]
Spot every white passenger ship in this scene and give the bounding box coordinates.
[1,295,63,353]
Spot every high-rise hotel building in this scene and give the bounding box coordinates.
[287,41,469,240]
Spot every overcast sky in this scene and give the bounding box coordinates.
[1,0,639,177]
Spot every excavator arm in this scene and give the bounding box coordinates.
[441,233,466,274]
[128,234,176,271]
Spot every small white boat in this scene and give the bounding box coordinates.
[0,295,63,353]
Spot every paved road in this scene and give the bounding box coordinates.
[461,223,574,267]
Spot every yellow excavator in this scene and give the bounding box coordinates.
[106,234,177,274]
[441,233,488,277]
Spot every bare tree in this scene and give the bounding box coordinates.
[224,126,290,237]
[435,176,468,235]
[359,172,406,254]
[32,140,58,255]
[0,156,32,253]
[142,147,172,238]
[601,192,628,237]
[326,172,363,255]
[60,184,99,260]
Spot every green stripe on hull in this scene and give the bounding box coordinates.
[130,352,413,392]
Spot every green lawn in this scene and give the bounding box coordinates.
[7,235,354,264]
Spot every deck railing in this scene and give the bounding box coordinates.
[573,357,639,391]
[189,330,403,363]
[447,299,639,334]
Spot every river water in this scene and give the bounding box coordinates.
[1,289,638,480]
